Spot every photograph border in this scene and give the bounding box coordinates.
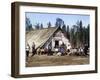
[11,2,98,78]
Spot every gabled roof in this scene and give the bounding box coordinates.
[26,27,61,49]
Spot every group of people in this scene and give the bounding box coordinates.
[68,44,89,56]
[26,42,89,57]
[77,44,89,56]
[47,43,67,56]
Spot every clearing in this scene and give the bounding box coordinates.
[26,55,89,67]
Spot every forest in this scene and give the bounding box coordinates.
[26,17,89,48]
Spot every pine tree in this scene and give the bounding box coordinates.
[47,22,51,28]
[62,24,66,32]
[40,23,43,29]
[55,18,64,28]
[66,25,70,40]
[34,23,40,29]
[26,17,33,31]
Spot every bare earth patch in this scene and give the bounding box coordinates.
[26,55,89,67]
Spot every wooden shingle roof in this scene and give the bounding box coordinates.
[26,27,59,49]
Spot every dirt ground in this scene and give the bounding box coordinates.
[26,54,89,67]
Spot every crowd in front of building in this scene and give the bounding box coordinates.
[26,41,89,57]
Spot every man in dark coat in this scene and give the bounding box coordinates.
[84,44,88,55]
[31,42,36,56]
[48,45,52,55]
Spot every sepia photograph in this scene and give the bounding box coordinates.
[25,12,90,67]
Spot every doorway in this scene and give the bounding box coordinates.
[55,40,59,48]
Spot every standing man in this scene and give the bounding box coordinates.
[31,42,36,56]
[48,45,52,55]
[26,43,30,57]
[84,44,88,55]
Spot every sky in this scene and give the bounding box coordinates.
[25,12,90,28]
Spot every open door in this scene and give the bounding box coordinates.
[55,40,59,48]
